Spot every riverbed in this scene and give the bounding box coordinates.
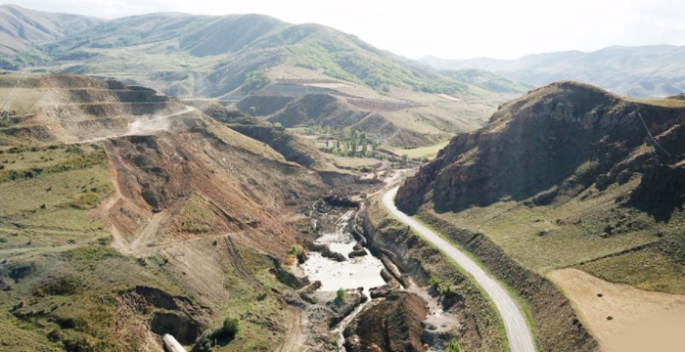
[301,210,386,297]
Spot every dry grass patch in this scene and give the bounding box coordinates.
[548,268,685,352]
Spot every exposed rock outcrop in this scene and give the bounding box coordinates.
[397,81,685,215]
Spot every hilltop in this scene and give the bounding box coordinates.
[396,80,685,350]
[0,5,102,58]
[422,45,685,97]
[0,4,523,148]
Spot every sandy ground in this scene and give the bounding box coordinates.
[548,268,685,352]
[409,286,461,333]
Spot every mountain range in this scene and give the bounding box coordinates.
[0,4,533,148]
[422,45,685,98]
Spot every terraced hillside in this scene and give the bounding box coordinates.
[396,81,685,351]
[1,4,521,148]
[0,73,331,351]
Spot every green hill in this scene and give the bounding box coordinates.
[0,5,519,148]
[422,45,685,97]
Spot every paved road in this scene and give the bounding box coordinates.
[382,187,536,352]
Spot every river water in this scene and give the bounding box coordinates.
[301,210,386,297]
[301,208,387,350]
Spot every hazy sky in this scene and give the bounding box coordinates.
[4,0,685,59]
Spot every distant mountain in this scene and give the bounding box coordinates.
[440,69,534,94]
[0,5,520,148]
[0,4,102,57]
[421,46,685,97]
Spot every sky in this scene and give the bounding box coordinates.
[4,0,685,60]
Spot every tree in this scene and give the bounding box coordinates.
[360,132,368,156]
[249,106,256,115]
[401,154,408,166]
[343,127,352,139]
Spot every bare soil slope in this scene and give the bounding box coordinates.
[0,73,330,351]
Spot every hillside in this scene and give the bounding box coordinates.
[396,81,685,350]
[422,45,685,97]
[0,5,519,148]
[0,72,332,351]
[0,5,102,59]
[440,69,534,94]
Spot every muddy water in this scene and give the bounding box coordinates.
[301,209,387,350]
[302,210,386,296]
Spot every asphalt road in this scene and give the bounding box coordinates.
[382,187,536,352]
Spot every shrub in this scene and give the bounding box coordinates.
[447,339,461,352]
[336,288,347,302]
[287,244,303,255]
[219,316,240,339]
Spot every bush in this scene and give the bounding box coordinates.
[336,288,347,302]
[220,316,240,338]
[287,245,303,255]
[447,339,461,352]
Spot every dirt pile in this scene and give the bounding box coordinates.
[343,292,427,352]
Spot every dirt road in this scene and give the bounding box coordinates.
[382,187,536,352]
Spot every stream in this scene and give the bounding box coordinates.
[301,208,387,350]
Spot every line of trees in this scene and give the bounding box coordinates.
[318,127,380,158]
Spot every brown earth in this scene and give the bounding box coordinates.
[548,268,685,352]
[343,292,427,352]
[0,73,336,351]
[395,81,685,350]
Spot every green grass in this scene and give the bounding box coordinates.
[368,200,510,351]
[406,214,540,351]
[577,247,685,294]
[424,179,662,273]
[626,97,685,108]
[0,246,186,351]
[390,141,449,160]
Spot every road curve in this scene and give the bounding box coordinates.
[383,187,536,352]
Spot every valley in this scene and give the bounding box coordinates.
[0,3,684,352]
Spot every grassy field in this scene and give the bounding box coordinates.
[420,179,668,274]
[390,141,449,160]
[626,97,685,108]
[331,155,381,168]
[0,144,114,259]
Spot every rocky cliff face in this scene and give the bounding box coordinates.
[397,81,685,217]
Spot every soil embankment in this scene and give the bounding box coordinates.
[344,291,427,352]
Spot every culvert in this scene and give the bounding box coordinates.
[150,312,200,345]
